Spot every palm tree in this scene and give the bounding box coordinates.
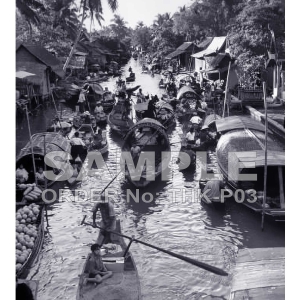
[63,0,118,71]
[16,0,45,25]
[110,14,128,40]
[136,21,144,28]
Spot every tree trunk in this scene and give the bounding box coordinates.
[63,0,86,72]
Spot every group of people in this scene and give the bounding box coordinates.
[185,123,214,147]
[16,164,46,186]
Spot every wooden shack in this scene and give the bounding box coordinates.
[16,43,64,97]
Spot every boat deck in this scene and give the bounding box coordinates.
[229,247,285,300]
[79,269,140,300]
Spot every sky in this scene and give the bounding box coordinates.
[86,0,193,30]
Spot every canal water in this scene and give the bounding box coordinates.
[16,58,285,300]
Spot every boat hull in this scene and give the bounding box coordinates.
[76,220,141,300]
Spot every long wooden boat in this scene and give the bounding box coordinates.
[16,132,71,187]
[176,86,202,121]
[76,124,109,155]
[177,114,221,168]
[102,90,116,113]
[216,128,285,220]
[108,97,134,135]
[121,118,170,187]
[77,220,141,300]
[16,203,45,279]
[155,101,176,129]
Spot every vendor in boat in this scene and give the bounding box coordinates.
[92,196,116,244]
[35,167,45,185]
[83,243,113,285]
[94,101,104,114]
[131,144,141,159]
[91,117,102,136]
[199,125,215,145]
[136,89,146,103]
[186,127,196,144]
[145,97,157,119]
[200,177,225,204]
[16,164,29,184]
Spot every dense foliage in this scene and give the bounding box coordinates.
[16,0,285,86]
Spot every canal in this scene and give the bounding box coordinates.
[16,58,285,300]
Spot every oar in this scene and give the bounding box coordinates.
[81,216,228,276]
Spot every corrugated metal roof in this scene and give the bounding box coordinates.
[192,36,226,59]
[177,42,194,51]
[197,37,213,49]
[165,49,185,60]
[166,42,198,59]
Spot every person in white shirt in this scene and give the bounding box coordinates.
[70,132,85,146]
[16,164,29,183]
[136,89,146,103]
[186,127,195,144]
[94,102,104,113]
[35,167,45,185]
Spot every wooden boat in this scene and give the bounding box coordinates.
[155,101,176,129]
[121,118,170,187]
[177,116,220,169]
[77,220,141,300]
[176,86,202,121]
[16,132,71,188]
[102,90,116,113]
[95,111,107,125]
[126,73,136,82]
[161,93,178,109]
[16,203,45,279]
[76,124,108,154]
[108,96,134,135]
[216,127,285,220]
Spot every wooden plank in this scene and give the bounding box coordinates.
[230,248,285,298]
[231,286,285,300]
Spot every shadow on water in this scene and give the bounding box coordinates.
[221,198,285,249]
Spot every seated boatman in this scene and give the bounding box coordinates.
[186,127,196,144]
[92,196,116,245]
[84,243,113,285]
[201,177,225,204]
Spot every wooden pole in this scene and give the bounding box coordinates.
[278,166,285,209]
[43,134,49,227]
[81,217,228,276]
[25,105,37,185]
[261,81,268,231]
[222,60,231,118]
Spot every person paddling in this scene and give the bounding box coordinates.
[92,196,116,245]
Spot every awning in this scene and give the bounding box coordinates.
[215,116,266,133]
[192,36,226,59]
[191,48,216,59]
[16,71,36,79]
[177,86,198,100]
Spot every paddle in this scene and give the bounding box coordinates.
[81,216,228,276]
